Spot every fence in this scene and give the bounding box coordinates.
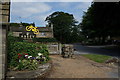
[47,43,62,54]
[36,42,62,55]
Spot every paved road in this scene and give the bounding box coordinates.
[73,44,120,57]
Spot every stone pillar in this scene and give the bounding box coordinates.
[58,43,62,55]
[0,24,3,80]
[1,25,7,80]
[0,0,10,79]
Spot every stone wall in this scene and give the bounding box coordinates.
[6,61,52,79]
[0,1,10,23]
[36,32,53,38]
[36,42,62,54]
[12,32,22,37]
[46,32,53,38]
[0,0,10,80]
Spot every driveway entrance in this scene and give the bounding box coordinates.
[47,55,118,78]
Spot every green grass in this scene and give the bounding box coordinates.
[81,54,112,63]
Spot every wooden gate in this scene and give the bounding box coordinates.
[47,43,62,54]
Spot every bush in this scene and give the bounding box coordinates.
[8,36,49,71]
[32,38,57,42]
[15,59,38,70]
[8,36,23,42]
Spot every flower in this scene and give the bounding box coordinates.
[18,53,22,59]
[42,57,46,59]
[24,53,28,55]
[28,56,32,59]
[25,55,28,57]
[36,56,39,59]
[38,53,42,56]
[25,55,28,58]
[19,60,21,62]
[31,57,35,60]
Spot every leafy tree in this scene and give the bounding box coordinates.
[45,11,78,43]
[70,25,81,42]
[80,2,120,44]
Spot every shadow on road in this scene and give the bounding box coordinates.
[73,44,120,57]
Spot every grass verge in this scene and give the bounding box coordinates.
[81,54,112,63]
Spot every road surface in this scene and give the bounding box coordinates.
[73,44,120,57]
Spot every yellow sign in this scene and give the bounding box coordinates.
[26,25,39,34]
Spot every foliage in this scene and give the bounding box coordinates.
[45,11,79,43]
[33,38,57,42]
[8,32,13,36]
[70,26,82,43]
[8,36,49,70]
[8,36,23,42]
[81,54,112,63]
[16,59,38,70]
[80,2,120,44]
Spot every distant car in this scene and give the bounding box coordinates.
[113,40,120,45]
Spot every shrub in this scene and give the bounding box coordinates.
[16,59,38,70]
[8,36,23,42]
[32,38,57,42]
[8,36,49,70]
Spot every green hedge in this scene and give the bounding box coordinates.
[8,36,24,42]
[32,38,57,42]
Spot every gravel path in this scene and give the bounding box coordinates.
[47,55,118,78]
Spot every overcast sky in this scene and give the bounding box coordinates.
[10,2,91,27]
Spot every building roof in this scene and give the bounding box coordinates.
[10,26,52,32]
[37,27,52,32]
[10,26,26,32]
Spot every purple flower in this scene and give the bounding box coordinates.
[31,57,36,60]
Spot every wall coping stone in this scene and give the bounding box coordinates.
[6,61,52,79]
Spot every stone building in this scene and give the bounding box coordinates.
[36,27,53,38]
[10,24,54,39]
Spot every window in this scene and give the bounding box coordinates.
[41,32,46,36]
